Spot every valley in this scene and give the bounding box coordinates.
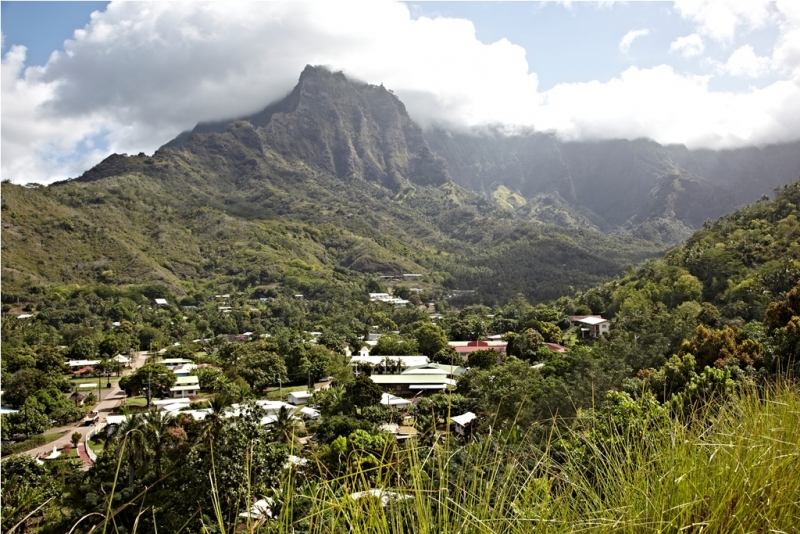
[2,66,800,534]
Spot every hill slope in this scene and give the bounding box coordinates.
[0,67,679,303]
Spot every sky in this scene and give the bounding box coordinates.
[2,1,800,185]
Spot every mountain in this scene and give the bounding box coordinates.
[161,65,449,190]
[3,66,672,305]
[15,65,799,305]
[425,128,800,242]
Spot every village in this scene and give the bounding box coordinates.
[2,283,610,470]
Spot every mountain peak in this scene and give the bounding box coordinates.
[163,66,449,189]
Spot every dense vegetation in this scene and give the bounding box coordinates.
[3,180,799,533]
[3,67,799,533]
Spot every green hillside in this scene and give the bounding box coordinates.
[3,176,799,534]
[2,67,666,305]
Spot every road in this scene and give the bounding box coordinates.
[23,350,150,461]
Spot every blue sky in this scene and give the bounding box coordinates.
[412,2,782,93]
[2,2,108,66]
[2,1,799,184]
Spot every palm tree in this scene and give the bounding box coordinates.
[197,394,232,446]
[109,413,150,490]
[269,406,299,446]
[142,409,174,480]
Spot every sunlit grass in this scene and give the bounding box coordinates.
[87,381,800,533]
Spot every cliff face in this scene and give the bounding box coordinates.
[426,128,800,241]
[163,66,449,190]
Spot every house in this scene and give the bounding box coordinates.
[570,315,610,338]
[169,375,200,398]
[160,358,193,371]
[402,273,423,280]
[369,373,456,396]
[253,400,298,418]
[154,298,168,307]
[287,391,314,405]
[67,359,101,368]
[379,423,419,440]
[152,397,191,411]
[380,392,412,409]
[113,354,132,367]
[544,342,568,353]
[173,363,197,377]
[299,406,321,419]
[450,340,507,358]
[350,354,430,371]
[451,412,477,436]
[403,363,467,379]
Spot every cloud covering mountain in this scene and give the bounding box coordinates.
[3,1,800,184]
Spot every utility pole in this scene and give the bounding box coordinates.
[308,370,312,392]
[146,367,152,408]
[278,377,282,398]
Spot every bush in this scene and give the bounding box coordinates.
[0,434,48,456]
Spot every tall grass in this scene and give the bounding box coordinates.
[88,381,800,533]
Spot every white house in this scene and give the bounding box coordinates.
[380,392,412,409]
[299,406,321,419]
[169,375,200,398]
[113,354,131,367]
[451,412,477,436]
[287,391,314,405]
[160,358,193,371]
[369,374,456,396]
[173,363,198,377]
[570,315,610,338]
[68,359,101,367]
[154,298,168,307]
[152,397,191,411]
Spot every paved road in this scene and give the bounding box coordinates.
[23,350,150,460]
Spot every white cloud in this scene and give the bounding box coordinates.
[673,0,773,42]
[718,45,771,78]
[3,1,800,184]
[670,33,704,58]
[619,29,649,54]
[538,65,800,149]
[773,2,800,78]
